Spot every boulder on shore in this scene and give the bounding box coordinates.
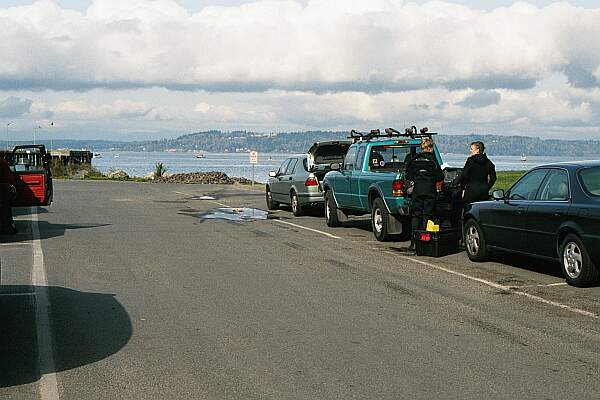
[108,169,129,179]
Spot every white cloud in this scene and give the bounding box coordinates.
[51,98,155,119]
[1,0,600,92]
[0,96,32,117]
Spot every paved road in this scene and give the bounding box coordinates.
[1,180,599,399]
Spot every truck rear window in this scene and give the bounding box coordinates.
[579,167,600,196]
[368,145,420,172]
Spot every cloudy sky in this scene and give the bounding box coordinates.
[1,0,600,141]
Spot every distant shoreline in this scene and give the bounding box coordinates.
[11,131,600,158]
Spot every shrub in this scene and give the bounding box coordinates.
[154,162,167,178]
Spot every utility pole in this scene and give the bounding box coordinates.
[49,121,54,153]
[6,122,11,150]
[34,124,41,145]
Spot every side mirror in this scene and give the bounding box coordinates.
[492,189,505,200]
[330,162,341,171]
[269,171,277,178]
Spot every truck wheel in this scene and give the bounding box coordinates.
[266,187,279,210]
[290,191,304,217]
[371,198,393,242]
[464,219,487,261]
[560,234,600,287]
[325,190,341,227]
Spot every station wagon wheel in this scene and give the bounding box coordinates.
[464,219,487,261]
[560,234,600,287]
[290,191,304,217]
[325,190,341,227]
[265,187,279,210]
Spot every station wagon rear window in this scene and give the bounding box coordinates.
[311,143,350,164]
[579,167,600,196]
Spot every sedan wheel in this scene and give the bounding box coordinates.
[464,219,487,262]
[560,234,600,287]
[266,187,279,210]
[291,191,303,217]
[466,225,480,255]
[563,242,583,279]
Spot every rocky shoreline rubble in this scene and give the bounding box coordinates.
[153,171,255,185]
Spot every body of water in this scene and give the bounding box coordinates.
[92,151,599,183]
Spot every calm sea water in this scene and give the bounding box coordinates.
[92,151,598,183]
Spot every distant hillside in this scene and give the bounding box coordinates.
[21,131,600,157]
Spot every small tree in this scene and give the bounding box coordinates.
[154,162,167,178]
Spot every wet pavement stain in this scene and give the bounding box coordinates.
[202,207,271,221]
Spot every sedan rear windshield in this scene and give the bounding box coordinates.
[579,167,600,196]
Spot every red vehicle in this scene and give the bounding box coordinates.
[9,145,53,206]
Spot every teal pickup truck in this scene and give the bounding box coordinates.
[322,127,458,242]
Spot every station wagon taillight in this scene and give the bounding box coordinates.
[392,179,404,197]
[305,174,318,187]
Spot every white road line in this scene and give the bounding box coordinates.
[401,255,598,319]
[274,220,342,239]
[31,208,60,400]
[0,242,33,246]
[538,282,569,287]
[508,282,569,289]
[173,191,190,196]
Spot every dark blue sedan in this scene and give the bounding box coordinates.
[463,161,600,287]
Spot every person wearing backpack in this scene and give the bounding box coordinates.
[406,138,443,252]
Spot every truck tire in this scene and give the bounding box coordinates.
[464,219,488,261]
[371,197,393,242]
[290,191,304,217]
[560,234,600,287]
[325,190,341,227]
[266,186,279,210]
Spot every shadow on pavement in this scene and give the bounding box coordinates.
[0,222,111,243]
[490,252,564,279]
[0,285,132,388]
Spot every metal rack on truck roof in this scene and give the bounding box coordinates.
[348,126,437,143]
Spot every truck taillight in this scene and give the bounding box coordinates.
[305,174,318,187]
[392,179,404,197]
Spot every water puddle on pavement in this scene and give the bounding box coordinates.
[202,207,271,221]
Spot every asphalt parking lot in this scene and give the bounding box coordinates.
[1,180,599,399]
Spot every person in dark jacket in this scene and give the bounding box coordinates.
[406,138,444,251]
[0,158,17,234]
[455,141,496,205]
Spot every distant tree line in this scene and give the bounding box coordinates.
[23,131,600,157]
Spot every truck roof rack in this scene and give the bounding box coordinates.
[348,126,437,143]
